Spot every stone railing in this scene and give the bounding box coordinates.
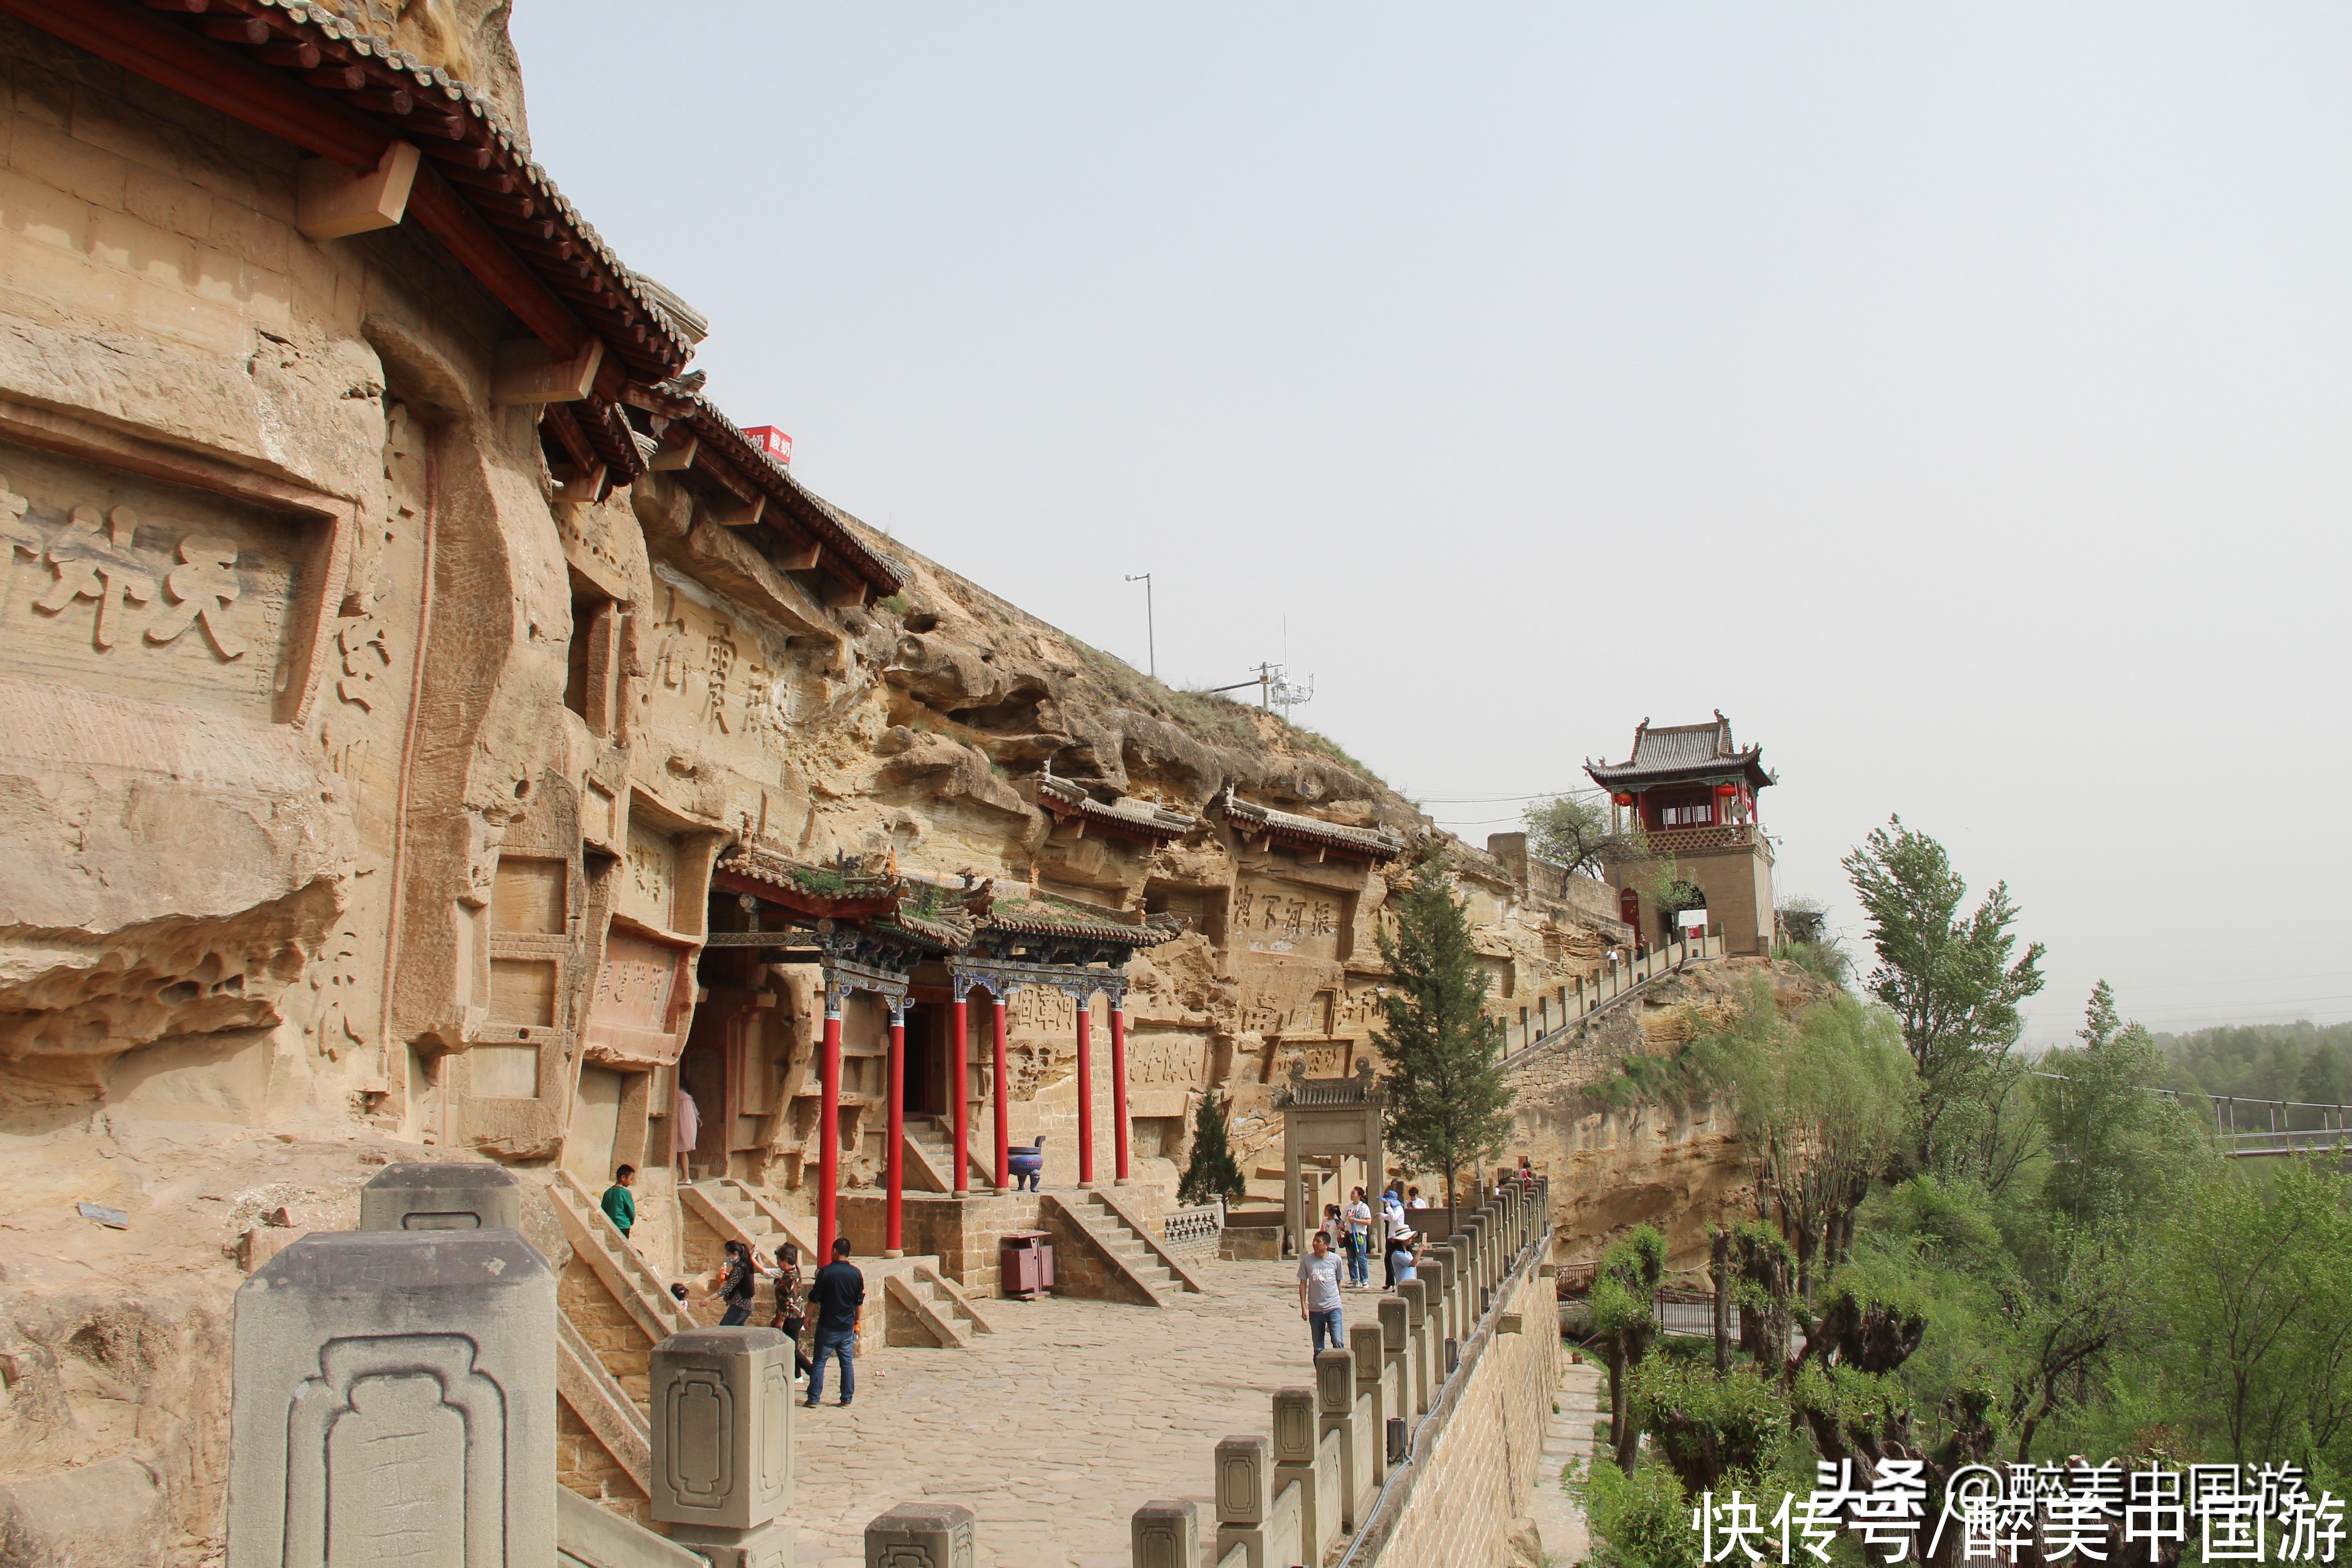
[1161,1200,1225,1261]
[1504,932,1723,1067]
[227,1161,995,1568]
[1132,1180,1554,1568]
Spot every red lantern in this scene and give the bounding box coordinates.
[1714,783,1738,798]
[1612,793,1634,807]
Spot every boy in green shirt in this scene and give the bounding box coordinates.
[601,1165,637,1236]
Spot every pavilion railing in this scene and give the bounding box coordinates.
[1162,1200,1226,1260]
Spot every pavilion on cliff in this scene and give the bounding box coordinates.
[1584,711,1779,956]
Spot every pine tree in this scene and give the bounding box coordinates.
[1178,1090,1247,1206]
[1373,849,1515,1211]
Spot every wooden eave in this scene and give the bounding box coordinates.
[622,380,904,606]
[9,0,694,393]
[1038,793,1188,846]
[709,867,899,923]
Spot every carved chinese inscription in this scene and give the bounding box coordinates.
[619,821,678,931]
[0,440,310,717]
[1233,879,1349,959]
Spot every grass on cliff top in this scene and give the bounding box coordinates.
[1067,642,1384,786]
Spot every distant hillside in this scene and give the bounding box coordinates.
[2156,1020,2352,1106]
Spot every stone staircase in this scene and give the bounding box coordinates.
[903,1114,992,1193]
[883,1263,998,1348]
[554,1309,650,1493]
[1045,1189,1210,1307]
[680,1176,818,1266]
[549,1168,693,1348]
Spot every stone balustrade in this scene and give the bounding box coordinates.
[1139,1180,1556,1568]
[228,1162,993,1568]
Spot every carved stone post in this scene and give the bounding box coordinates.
[866,1501,975,1568]
[1348,1322,1387,1488]
[651,1327,795,1568]
[1272,1386,1324,1555]
[1398,1278,1431,1415]
[1314,1348,1361,1527]
[1420,1252,1452,1359]
[1377,1295,1410,1440]
[357,1161,523,1232]
[226,1230,556,1568]
[1132,1499,1198,1568]
[1215,1433,1273,1568]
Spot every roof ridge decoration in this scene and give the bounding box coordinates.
[1585,710,1775,792]
[1217,784,1406,865]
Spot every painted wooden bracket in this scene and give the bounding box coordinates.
[492,337,605,405]
[296,141,421,240]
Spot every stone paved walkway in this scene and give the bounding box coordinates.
[1528,1355,1606,1566]
[787,1257,1347,1568]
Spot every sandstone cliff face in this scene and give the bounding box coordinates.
[0,8,1666,1562]
[1500,958,1835,1276]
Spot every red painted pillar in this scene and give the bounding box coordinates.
[818,993,842,1263]
[885,998,906,1257]
[1076,997,1095,1187]
[990,993,1011,1192]
[1110,995,1132,1186]
[951,994,971,1196]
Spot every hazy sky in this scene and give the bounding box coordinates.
[513,5,2349,1044]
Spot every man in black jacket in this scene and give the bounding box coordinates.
[804,1236,864,1408]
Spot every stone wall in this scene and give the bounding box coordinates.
[1370,1261,1563,1568]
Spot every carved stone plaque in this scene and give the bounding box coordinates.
[0,437,328,721]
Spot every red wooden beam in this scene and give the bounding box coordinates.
[404,166,587,358]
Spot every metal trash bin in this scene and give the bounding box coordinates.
[1000,1230,1055,1300]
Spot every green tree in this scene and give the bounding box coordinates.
[1523,792,1638,881]
[1736,992,1918,1297]
[1593,1226,1667,1471]
[1177,1091,1247,1206]
[2154,1162,2352,1465]
[2036,981,2205,1229]
[2299,1040,2348,1110]
[1842,817,2045,1176]
[1373,851,1514,1211]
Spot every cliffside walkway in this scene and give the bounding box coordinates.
[1501,932,1725,1080]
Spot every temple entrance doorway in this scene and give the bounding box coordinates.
[902,1001,949,1118]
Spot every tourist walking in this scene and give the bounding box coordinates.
[1345,1187,1373,1289]
[805,1236,865,1408]
[1297,1230,1345,1353]
[769,1243,813,1382]
[715,1240,758,1327]
[600,1164,636,1238]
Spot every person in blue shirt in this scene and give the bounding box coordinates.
[804,1237,866,1408]
[600,1165,636,1237]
